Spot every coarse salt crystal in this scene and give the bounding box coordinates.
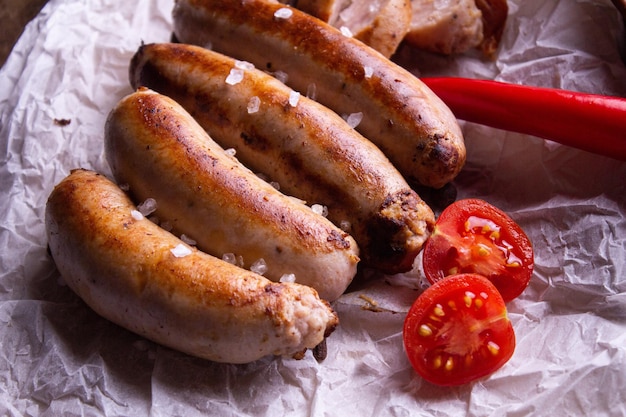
[224,148,237,157]
[289,90,300,107]
[340,26,353,37]
[270,181,280,190]
[171,243,192,258]
[160,221,173,232]
[222,253,236,264]
[311,204,328,217]
[340,220,352,231]
[364,66,374,79]
[247,96,261,113]
[235,60,255,70]
[345,112,363,128]
[137,197,157,216]
[280,273,296,283]
[222,253,244,267]
[119,183,130,191]
[180,234,197,246]
[131,210,144,220]
[274,7,293,19]
[225,68,244,85]
[250,258,268,276]
[273,70,288,84]
[306,83,317,100]
[256,172,270,182]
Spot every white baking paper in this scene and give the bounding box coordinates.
[1,0,625,416]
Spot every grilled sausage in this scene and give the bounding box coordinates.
[45,169,339,364]
[171,0,466,189]
[291,0,412,58]
[105,88,359,301]
[130,42,435,274]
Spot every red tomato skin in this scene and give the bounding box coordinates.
[422,199,534,302]
[403,274,515,386]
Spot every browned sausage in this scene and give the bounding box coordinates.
[105,88,359,301]
[130,43,434,273]
[172,0,466,189]
[46,169,339,364]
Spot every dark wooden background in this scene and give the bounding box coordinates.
[0,0,48,67]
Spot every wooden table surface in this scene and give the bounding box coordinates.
[0,0,48,67]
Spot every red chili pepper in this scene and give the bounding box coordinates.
[421,77,626,161]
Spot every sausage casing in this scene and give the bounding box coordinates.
[45,169,339,364]
[129,42,434,274]
[105,88,359,301]
[172,0,466,189]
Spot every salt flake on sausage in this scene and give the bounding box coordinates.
[226,68,244,85]
[274,7,293,19]
[171,243,192,258]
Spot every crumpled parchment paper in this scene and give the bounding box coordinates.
[1,0,625,416]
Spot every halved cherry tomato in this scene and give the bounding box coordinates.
[403,273,515,386]
[422,198,534,302]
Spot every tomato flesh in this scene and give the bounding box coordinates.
[423,199,534,302]
[403,273,515,386]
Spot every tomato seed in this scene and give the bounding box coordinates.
[433,304,445,317]
[464,291,476,307]
[419,324,433,337]
[432,355,442,369]
[477,244,491,257]
[487,341,500,355]
[429,314,443,322]
[445,357,454,371]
